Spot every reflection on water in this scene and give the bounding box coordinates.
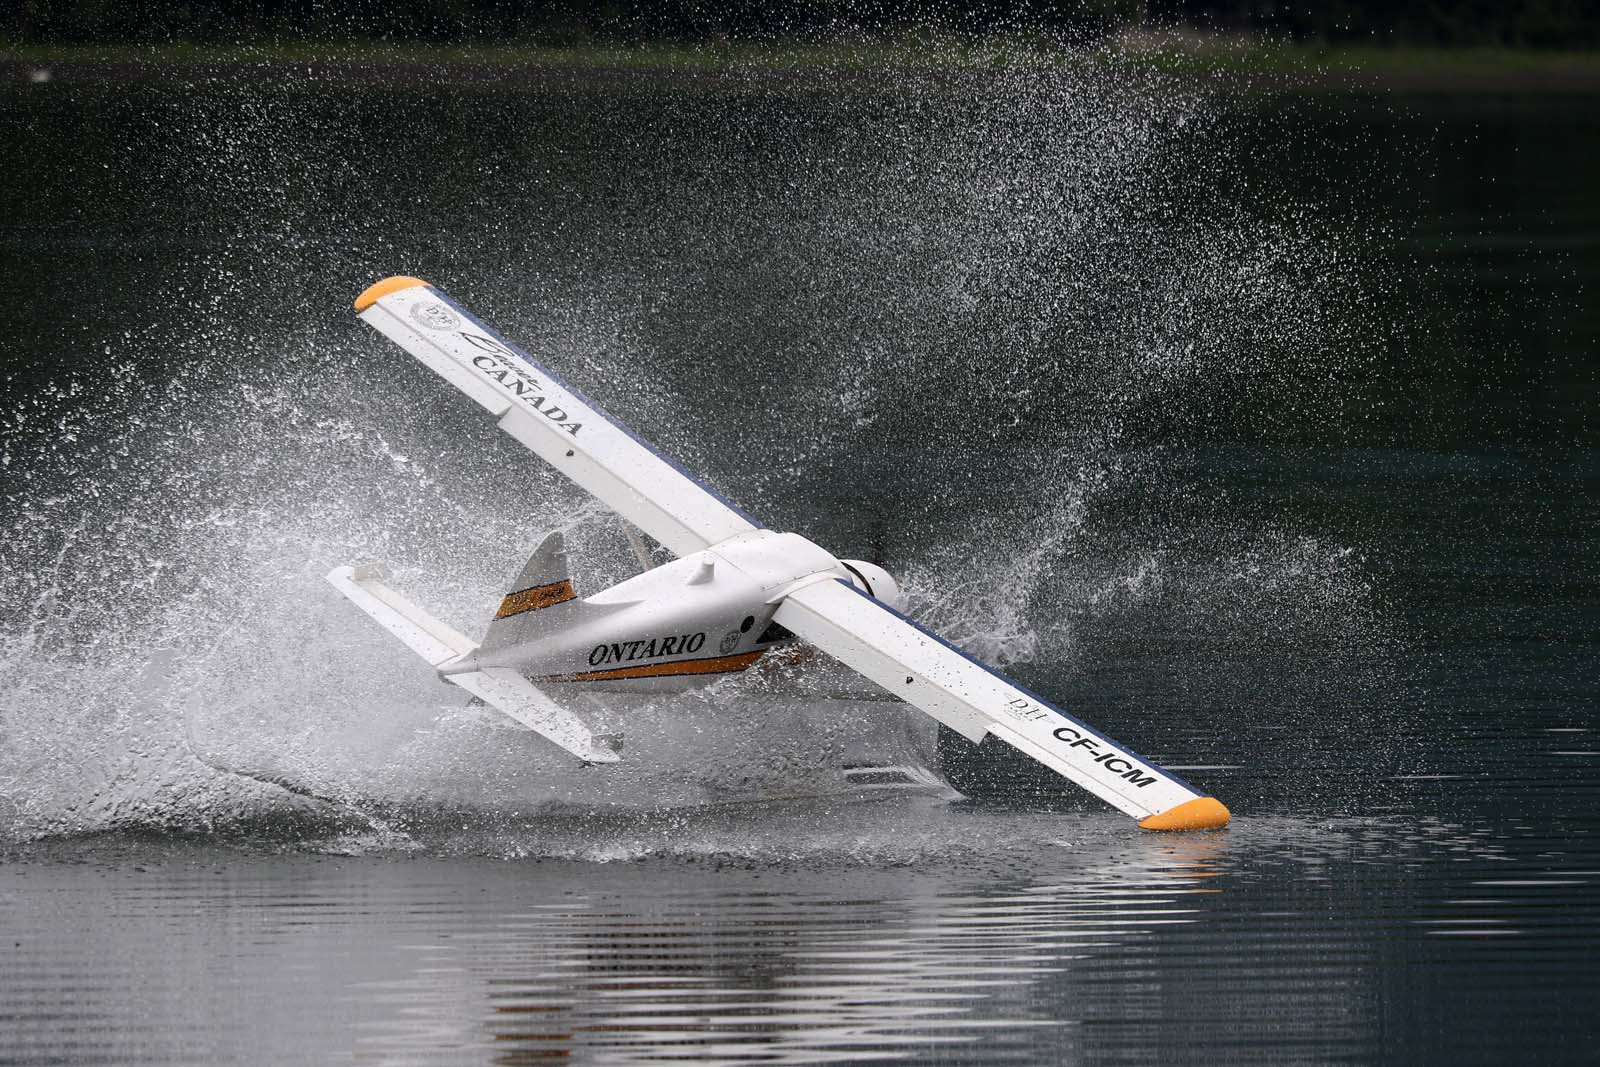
[2,804,1595,1064]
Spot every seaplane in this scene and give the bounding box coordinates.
[326,276,1230,831]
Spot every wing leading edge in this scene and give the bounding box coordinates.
[773,580,1230,829]
[353,276,757,557]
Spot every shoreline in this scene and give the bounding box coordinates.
[4,40,1600,93]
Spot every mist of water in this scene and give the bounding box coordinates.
[0,43,1408,847]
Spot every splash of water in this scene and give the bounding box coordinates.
[0,41,1405,846]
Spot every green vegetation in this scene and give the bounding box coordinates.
[4,35,1599,91]
[1125,36,1600,88]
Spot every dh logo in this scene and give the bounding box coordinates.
[410,301,460,331]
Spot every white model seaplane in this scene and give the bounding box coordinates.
[327,276,1230,831]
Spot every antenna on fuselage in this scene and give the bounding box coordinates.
[622,523,661,575]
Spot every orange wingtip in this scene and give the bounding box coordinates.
[353,275,430,312]
[1138,797,1231,832]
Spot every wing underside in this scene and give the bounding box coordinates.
[774,579,1228,828]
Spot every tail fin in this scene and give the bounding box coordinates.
[480,531,580,652]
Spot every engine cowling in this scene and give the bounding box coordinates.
[838,559,903,611]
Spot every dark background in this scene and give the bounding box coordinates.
[7,0,1600,47]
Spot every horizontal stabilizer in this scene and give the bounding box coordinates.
[324,564,618,765]
[448,668,619,764]
[773,579,1228,829]
[326,564,474,667]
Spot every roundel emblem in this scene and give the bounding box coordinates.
[410,301,461,331]
[718,630,741,655]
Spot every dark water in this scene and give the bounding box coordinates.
[1,56,1597,1063]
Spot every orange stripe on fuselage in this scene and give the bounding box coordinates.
[495,579,577,619]
[541,650,765,683]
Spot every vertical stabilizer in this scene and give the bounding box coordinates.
[481,531,579,652]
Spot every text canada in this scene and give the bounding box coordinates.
[460,333,584,436]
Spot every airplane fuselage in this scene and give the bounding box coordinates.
[444,530,899,693]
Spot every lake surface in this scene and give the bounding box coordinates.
[1,56,1596,1063]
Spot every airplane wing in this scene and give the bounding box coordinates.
[353,276,758,557]
[773,579,1229,830]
